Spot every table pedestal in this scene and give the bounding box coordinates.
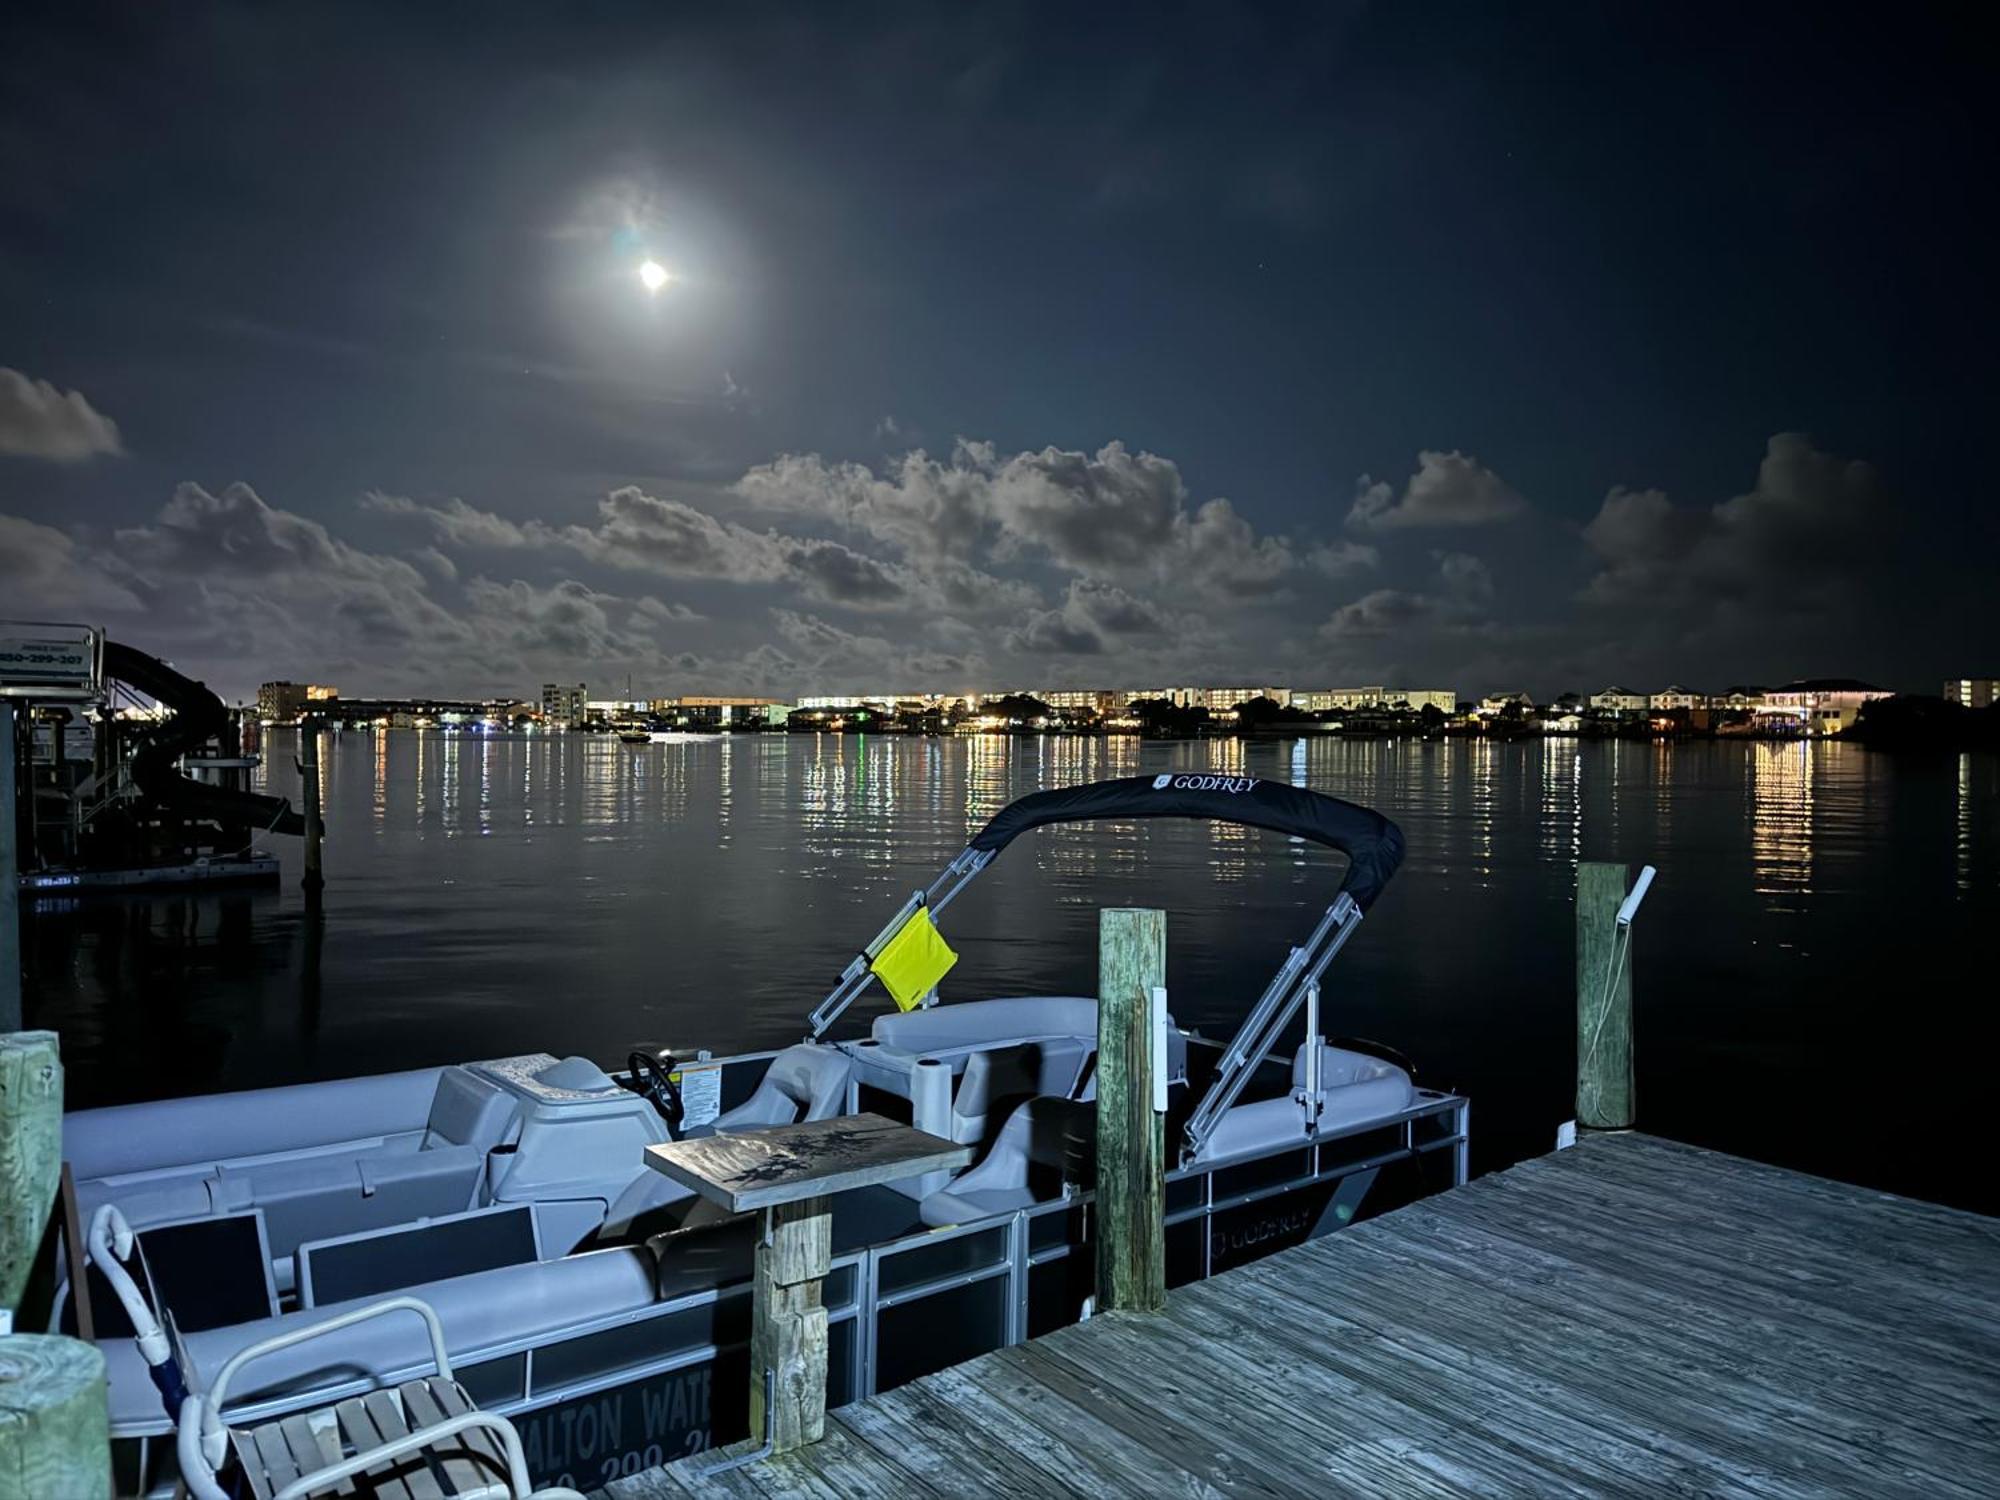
[752,1196,831,1453]
[642,1111,971,1461]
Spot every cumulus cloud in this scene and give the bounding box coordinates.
[459,577,662,663]
[1319,588,1439,639]
[771,609,982,685]
[0,481,750,695]
[0,514,142,611]
[735,438,1297,596]
[1004,578,1176,656]
[364,492,544,549]
[1308,539,1378,578]
[1318,550,1495,640]
[1436,551,1494,602]
[0,368,123,460]
[1347,450,1525,530]
[1582,433,1884,612]
[373,485,1036,616]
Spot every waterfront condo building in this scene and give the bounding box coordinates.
[1651,686,1709,710]
[256,680,338,723]
[1760,678,1893,735]
[1292,687,1455,714]
[1588,687,1650,714]
[540,682,588,727]
[1945,678,1998,709]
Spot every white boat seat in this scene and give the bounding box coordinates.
[946,1044,1042,1146]
[421,1068,520,1154]
[1292,1044,1416,1131]
[872,995,1098,1055]
[711,1045,851,1131]
[919,1096,1090,1228]
[1192,1045,1415,1162]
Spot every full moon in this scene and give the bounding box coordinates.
[638,259,670,292]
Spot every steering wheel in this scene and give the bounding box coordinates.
[627,1050,685,1136]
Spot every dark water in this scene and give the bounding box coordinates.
[23,730,1998,1214]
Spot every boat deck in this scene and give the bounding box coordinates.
[607,1131,2000,1498]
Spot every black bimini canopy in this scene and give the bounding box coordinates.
[968,773,1405,912]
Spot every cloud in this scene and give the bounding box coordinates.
[0,514,142,611]
[1318,588,1439,640]
[459,577,662,663]
[121,482,430,594]
[0,368,123,460]
[1436,551,1493,602]
[1308,539,1378,577]
[771,609,982,686]
[735,438,1298,596]
[1317,551,1494,640]
[1581,433,1884,613]
[374,484,1036,616]
[364,492,543,549]
[1347,450,1525,530]
[1004,578,1176,656]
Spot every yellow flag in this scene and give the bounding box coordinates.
[869,907,959,1012]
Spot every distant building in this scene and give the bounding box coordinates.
[1650,686,1708,711]
[1760,678,1893,735]
[1477,691,1534,715]
[1718,686,1767,711]
[1588,686,1650,714]
[1291,687,1454,714]
[665,695,789,727]
[1945,679,1998,709]
[317,695,518,727]
[256,681,338,723]
[1198,687,1292,712]
[540,682,587,727]
[1034,689,1125,716]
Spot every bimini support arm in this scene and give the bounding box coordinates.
[1178,892,1363,1166]
[806,846,994,1040]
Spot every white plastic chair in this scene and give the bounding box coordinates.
[88,1206,582,1500]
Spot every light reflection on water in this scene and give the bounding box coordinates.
[21,730,1997,1213]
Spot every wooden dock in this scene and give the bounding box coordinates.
[608,1132,2000,1498]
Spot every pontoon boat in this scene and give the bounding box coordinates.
[63,773,1467,1494]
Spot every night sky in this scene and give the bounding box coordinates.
[2,2,1992,700]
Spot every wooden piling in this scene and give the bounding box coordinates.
[750,1196,832,1453]
[1095,907,1166,1314]
[0,1031,62,1316]
[1576,860,1634,1129]
[0,1335,111,1498]
[300,721,324,897]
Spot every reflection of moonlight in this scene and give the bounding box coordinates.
[638,259,670,292]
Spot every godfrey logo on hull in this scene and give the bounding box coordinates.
[1152,774,1260,794]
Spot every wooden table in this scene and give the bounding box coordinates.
[643,1113,971,1455]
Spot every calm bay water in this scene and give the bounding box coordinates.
[23,730,1998,1213]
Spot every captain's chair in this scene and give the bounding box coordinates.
[918,1096,1093,1227]
[711,1045,852,1131]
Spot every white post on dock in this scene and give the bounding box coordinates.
[0,701,19,1032]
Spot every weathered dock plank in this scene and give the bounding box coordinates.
[605,1133,2000,1499]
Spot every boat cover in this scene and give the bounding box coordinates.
[968,773,1405,910]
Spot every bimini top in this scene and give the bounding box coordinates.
[968,773,1405,912]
